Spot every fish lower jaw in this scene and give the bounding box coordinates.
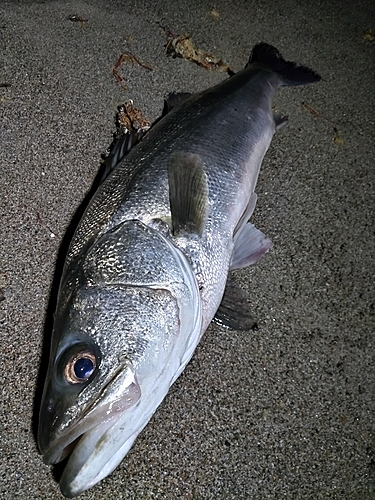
[58,401,154,498]
[60,429,140,498]
[42,406,124,467]
[57,368,187,496]
[59,424,130,497]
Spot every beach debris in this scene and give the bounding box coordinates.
[159,24,233,74]
[67,15,88,28]
[112,51,153,89]
[302,102,323,119]
[36,212,57,239]
[333,127,344,145]
[116,100,151,135]
[363,28,375,42]
[302,102,344,145]
[101,100,151,179]
[209,9,220,19]
[67,15,88,22]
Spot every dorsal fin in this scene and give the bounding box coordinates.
[168,151,208,237]
[101,130,143,181]
[101,101,151,182]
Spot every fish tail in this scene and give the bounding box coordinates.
[247,42,321,86]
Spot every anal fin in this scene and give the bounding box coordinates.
[168,151,208,237]
[231,223,272,270]
[214,275,258,331]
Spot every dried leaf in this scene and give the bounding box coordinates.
[363,29,375,42]
[302,103,345,144]
[209,9,220,19]
[67,14,88,29]
[333,128,344,145]
[67,15,88,22]
[117,100,151,134]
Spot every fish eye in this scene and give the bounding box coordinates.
[64,351,97,384]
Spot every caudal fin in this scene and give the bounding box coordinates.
[247,42,321,86]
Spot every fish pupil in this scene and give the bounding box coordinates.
[74,357,94,380]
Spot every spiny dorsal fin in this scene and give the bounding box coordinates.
[168,151,208,237]
[101,101,151,182]
[101,130,142,181]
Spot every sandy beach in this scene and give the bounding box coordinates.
[1,0,374,498]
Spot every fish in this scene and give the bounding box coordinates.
[38,43,320,497]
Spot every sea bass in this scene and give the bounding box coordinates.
[38,43,320,497]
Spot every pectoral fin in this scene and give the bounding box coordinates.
[168,151,208,237]
[214,276,258,331]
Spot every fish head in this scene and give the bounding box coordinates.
[38,220,202,497]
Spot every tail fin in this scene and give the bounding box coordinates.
[247,43,321,86]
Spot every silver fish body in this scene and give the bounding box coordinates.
[38,43,320,497]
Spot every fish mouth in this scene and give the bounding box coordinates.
[57,398,151,498]
[41,363,141,474]
[58,411,138,498]
[42,393,133,465]
[42,358,178,498]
